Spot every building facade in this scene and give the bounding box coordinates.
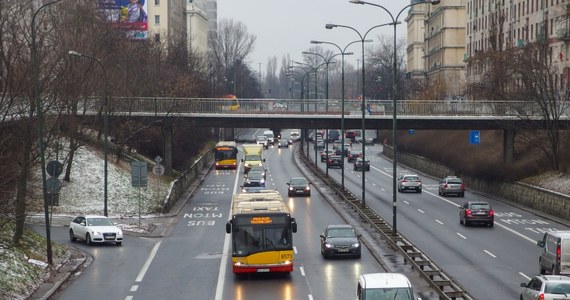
[147,0,187,45]
[186,1,209,56]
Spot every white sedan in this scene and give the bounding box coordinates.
[69,215,123,246]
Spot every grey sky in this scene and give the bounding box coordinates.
[218,0,411,73]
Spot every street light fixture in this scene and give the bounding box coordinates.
[311,39,356,189]
[33,0,63,266]
[68,50,109,217]
[325,22,395,207]
[350,0,441,234]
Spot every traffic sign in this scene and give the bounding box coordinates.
[153,164,165,176]
[470,130,481,144]
[46,160,63,178]
[408,129,415,136]
[46,177,62,194]
[131,161,148,187]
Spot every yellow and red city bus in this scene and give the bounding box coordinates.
[221,94,240,111]
[214,141,238,170]
[225,190,297,274]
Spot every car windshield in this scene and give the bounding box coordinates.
[87,217,114,226]
[447,178,462,184]
[290,179,307,185]
[247,172,263,179]
[470,203,490,210]
[327,228,355,238]
[405,176,420,181]
[544,282,570,294]
[364,288,413,300]
[256,136,267,141]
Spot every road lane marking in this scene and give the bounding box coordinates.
[300,266,306,276]
[456,233,467,239]
[519,272,531,281]
[135,241,162,283]
[215,161,242,300]
[418,209,425,214]
[130,285,138,292]
[403,201,410,205]
[494,222,536,243]
[435,219,444,225]
[483,250,496,258]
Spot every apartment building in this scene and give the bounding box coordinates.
[407,0,466,98]
[466,0,570,89]
[147,0,187,45]
[186,1,209,56]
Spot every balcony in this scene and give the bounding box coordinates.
[556,28,570,41]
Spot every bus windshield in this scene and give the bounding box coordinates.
[215,148,237,161]
[232,224,293,256]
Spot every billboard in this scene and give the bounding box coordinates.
[99,0,148,40]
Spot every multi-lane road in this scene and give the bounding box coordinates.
[34,128,569,300]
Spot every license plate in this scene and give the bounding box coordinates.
[257,268,270,272]
[338,248,349,252]
[104,236,115,240]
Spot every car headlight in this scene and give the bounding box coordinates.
[289,187,294,191]
[305,186,310,191]
[260,179,265,184]
[245,163,250,167]
[325,243,333,248]
[352,243,360,248]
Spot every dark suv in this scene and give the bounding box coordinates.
[459,201,494,227]
[353,158,370,171]
[347,149,362,163]
[327,155,343,168]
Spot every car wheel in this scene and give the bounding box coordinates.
[438,189,442,196]
[418,188,422,193]
[463,216,469,226]
[459,217,463,224]
[460,192,465,197]
[86,233,92,245]
[489,221,494,228]
[355,253,361,259]
[116,241,122,246]
[69,229,77,242]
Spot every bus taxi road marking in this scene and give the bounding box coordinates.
[483,250,497,258]
[435,219,444,225]
[130,285,138,292]
[294,246,298,254]
[125,296,133,300]
[300,266,306,276]
[456,233,467,239]
[417,209,425,214]
[403,200,410,205]
[215,160,242,300]
[135,241,162,283]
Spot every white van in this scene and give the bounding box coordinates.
[357,273,420,300]
[537,230,570,275]
[263,130,275,145]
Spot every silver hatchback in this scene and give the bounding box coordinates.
[439,176,465,197]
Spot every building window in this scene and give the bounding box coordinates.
[154,0,159,5]
[154,34,160,43]
[154,15,160,25]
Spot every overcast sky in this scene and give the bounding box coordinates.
[217,0,411,74]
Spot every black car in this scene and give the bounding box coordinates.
[320,224,361,259]
[460,201,494,227]
[287,177,311,196]
[334,143,351,157]
[327,155,343,168]
[353,158,370,171]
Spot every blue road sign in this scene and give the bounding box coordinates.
[408,129,415,136]
[470,130,481,144]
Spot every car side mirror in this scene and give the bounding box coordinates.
[286,183,290,186]
[80,222,86,226]
[226,221,232,234]
[537,240,544,247]
[262,158,266,162]
[520,283,527,288]
[320,234,325,238]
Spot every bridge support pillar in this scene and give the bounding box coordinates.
[503,129,515,164]
[163,123,173,175]
[222,128,235,141]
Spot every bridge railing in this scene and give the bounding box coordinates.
[78,97,561,117]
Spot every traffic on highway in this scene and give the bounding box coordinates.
[34,128,570,300]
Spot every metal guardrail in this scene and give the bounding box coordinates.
[298,147,473,300]
[73,97,570,118]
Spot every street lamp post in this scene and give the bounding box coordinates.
[326,22,396,207]
[350,0,441,234]
[311,40,356,189]
[68,50,109,217]
[302,51,339,177]
[33,0,63,266]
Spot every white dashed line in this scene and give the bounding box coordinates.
[418,209,425,214]
[300,266,306,276]
[130,285,138,292]
[484,250,496,258]
[519,272,531,281]
[435,219,444,225]
[456,233,467,239]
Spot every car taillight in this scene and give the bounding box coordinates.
[489,210,494,216]
[558,244,561,264]
[538,293,545,300]
[461,183,465,190]
[465,209,472,216]
[444,184,448,189]
[402,180,408,183]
